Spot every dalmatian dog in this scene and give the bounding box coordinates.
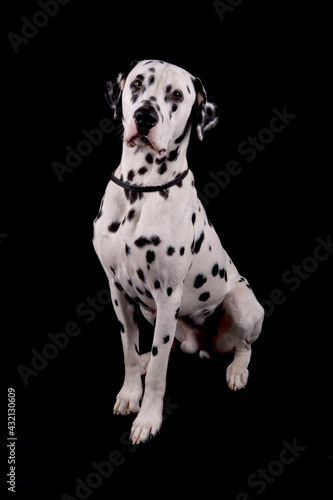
[93,59,264,444]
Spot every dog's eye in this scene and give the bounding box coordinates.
[132,79,142,89]
[172,90,183,100]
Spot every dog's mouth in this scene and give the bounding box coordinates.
[126,134,166,156]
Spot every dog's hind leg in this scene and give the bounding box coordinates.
[214,282,264,390]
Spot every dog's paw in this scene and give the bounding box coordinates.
[113,386,142,415]
[226,363,249,391]
[130,411,162,444]
[180,338,199,354]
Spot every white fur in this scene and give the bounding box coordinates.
[93,60,264,444]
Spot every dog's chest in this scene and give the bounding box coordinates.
[93,179,194,301]
[93,177,239,316]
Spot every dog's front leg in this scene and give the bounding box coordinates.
[130,289,182,444]
[110,280,143,416]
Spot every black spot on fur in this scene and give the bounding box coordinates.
[131,93,139,104]
[125,294,135,306]
[199,292,210,302]
[191,238,195,253]
[192,213,196,225]
[146,250,155,264]
[152,345,158,356]
[212,264,219,276]
[159,189,169,199]
[175,307,180,319]
[135,344,140,355]
[138,166,148,175]
[137,269,145,281]
[127,169,135,181]
[151,235,161,246]
[108,221,120,232]
[180,247,185,255]
[193,231,205,254]
[125,189,143,204]
[167,287,173,296]
[125,244,131,255]
[155,155,167,165]
[164,84,172,102]
[219,268,228,281]
[158,163,167,175]
[163,335,170,344]
[154,280,161,289]
[146,154,153,164]
[194,274,207,288]
[167,246,175,256]
[146,289,153,299]
[134,296,149,308]
[135,236,150,247]
[128,209,136,221]
[136,286,144,295]
[148,75,155,86]
[115,282,124,292]
[168,148,179,162]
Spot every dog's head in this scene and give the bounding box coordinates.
[105,60,219,155]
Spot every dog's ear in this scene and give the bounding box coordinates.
[192,77,219,140]
[104,60,138,119]
[104,73,125,119]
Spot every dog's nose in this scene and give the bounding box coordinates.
[134,106,158,134]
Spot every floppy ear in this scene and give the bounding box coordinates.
[104,73,125,119]
[104,60,138,119]
[192,77,219,140]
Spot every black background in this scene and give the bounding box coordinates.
[2,1,331,499]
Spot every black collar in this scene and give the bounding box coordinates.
[110,169,189,192]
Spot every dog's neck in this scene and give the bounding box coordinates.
[116,128,191,188]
